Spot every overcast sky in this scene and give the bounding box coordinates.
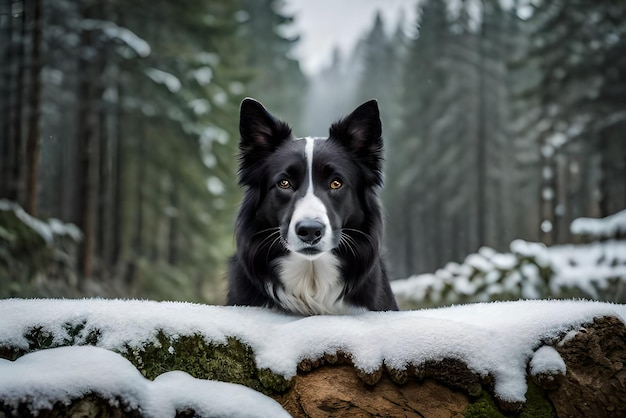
[283,0,419,75]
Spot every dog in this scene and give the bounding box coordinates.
[227,98,398,315]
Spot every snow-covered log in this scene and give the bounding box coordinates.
[0,299,625,417]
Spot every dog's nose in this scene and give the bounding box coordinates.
[296,220,325,245]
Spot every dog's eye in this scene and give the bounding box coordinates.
[277,179,292,189]
[330,179,343,190]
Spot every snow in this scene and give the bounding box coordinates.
[465,253,492,272]
[148,370,289,417]
[0,199,82,244]
[81,19,151,58]
[145,68,182,93]
[393,239,626,305]
[510,239,551,267]
[547,240,626,298]
[206,176,225,195]
[189,98,211,116]
[529,346,566,378]
[103,25,151,58]
[491,253,517,270]
[0,346,288,417]
[192,66,213,86]
[570,209,626,239]
[0,299,625,407]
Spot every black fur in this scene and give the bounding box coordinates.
[227,98,398,313]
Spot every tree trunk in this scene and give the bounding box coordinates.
[112,82,124,268]
[76,1,101,281]
[24,0,43,216]
[133,121,146,259]
[476,14,487,249]
[0,0,13,199]
[168,178,179,266]
[8,4,27,205]
[98,93,112,275]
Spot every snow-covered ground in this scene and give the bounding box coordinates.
[393,210,626,307]
[0,298,625,416]
[392,239,626,307]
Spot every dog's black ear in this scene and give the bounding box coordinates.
[239,98,292,155]
[238,98,293,185]
[329,100,383,185]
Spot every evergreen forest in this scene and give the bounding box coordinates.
[1,0,625,304]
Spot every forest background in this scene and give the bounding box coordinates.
[1,0,625,305]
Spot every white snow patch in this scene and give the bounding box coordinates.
[188,98,211,116]
[47,218,83,242]
[81,19,151,58]
[571,209,626,239]
[547,240,626,298]
[0,346,288,417]
[147,370,289,417]
[103,25,151,58]
[491,253,517,270]
[206,176,225,196]
[0,299,624,405]
[510,240,551,267]
[146,68,182,93]
[196,52,220,66]
[191,66,213,86]
[529,346,566,377]
[0,199,82,243]
[393,239,626,305]
[465,253,493,272]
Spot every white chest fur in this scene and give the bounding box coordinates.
[271,253,356,315]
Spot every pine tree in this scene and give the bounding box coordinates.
[239,0,307,132]
[5,0,252,301]
[356,12,407,149]
[112,0,247,300]
[385,0,453,276]
[384,0,525,276]
[520,0,626,244]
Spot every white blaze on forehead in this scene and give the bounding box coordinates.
[298,137,326,218]
[305,137,315,193]
[286,137,333,256]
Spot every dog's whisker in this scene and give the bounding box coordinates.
[342,228,375,245]
[252,227,280,238]
[266,235,284,264]
[257,230,281,250]
[339,232,358,258]
[269,235,283,253]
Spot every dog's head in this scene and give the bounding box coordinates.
[237,98,383,260]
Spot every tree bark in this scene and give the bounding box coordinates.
[76,0,101,280]
[24,0,43,216]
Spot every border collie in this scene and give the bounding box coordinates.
[227,98,398,315]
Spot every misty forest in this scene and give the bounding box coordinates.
[1,0,625,306]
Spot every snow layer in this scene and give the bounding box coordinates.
[529,346,566,377]
[81,19,151,58]
[1,299,625,405]
[0,199,82,243]
[570,209,626,238]
[0,346,288,417]
[548,240,626,298]
[393,239,626,305]
[145,68,182,93]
